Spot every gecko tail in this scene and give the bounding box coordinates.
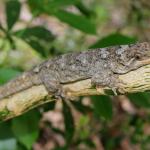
[0,71,41,99]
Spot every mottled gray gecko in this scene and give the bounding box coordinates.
[0,42,150,99]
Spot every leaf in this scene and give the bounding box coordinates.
[0,122,17,150]
[16,143,27,150]
[128,92,150,108]
[91,95,113,120]
[90,33,137,48]
[83,138,96,148]
[42,101,56,112]
[27,0,77,16]
[75,1,94,17]
[53,146,68,150]
[0,121,14,139]
[6,0,21,30]
[28,1,96,34]
[14,26,55,57]
[15,26,54,42]
[53,10,96,35]
[0,68,20,85]
[62,100,75,145]
[71,99,92,114]
[12,110,40,150]
[43,0,78,10]
[24,40,46,57]
[27,0,43,16]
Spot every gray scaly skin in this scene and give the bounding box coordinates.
[0,42,150,99]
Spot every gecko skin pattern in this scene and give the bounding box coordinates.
[0,42,150,99]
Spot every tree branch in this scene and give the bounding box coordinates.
[0,64,150,121]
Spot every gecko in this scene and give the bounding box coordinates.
[0,42,150,99]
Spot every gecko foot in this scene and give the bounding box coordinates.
[96,85,118,95]
[53,88,72,101]
[92,72,127,95]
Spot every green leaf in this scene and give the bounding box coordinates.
[28,1,96,34]
[71,99,92,114]
[6,0,21,30]
[12,110,40,150]
[28,0,77,16]
[62,100,75,145]
[42,101,56,112]
[0,122,17,150]
[91,95,113,120]
[90,33,137,48]
[53,10,96,35]
[83,138,96,148]
[16,143,27,150]
[75,1,94,17]
[27,0,43,16]
[43,0,78,10]
[53,146,68,150]
[0,121,14,139]
[14,26,55,57]
[15,26,54,42]
[128,92,150,108]
[0,68,20,85]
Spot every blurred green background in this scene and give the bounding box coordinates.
[0,0,150,149]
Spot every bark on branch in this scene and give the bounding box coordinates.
[0,64,150,121]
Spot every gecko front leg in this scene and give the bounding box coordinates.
[91,70,121,95]
[39,69,66,100]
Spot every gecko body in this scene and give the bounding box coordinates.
[0,42,150,99]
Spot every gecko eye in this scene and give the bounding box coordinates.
[135,55,141,60]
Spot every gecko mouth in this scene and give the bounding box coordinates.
[136,58,150,66]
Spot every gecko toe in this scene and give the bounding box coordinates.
[53,88,70,100]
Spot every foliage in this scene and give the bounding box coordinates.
[0,0,150,149]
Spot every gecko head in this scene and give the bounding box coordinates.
[115,42,150,69]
